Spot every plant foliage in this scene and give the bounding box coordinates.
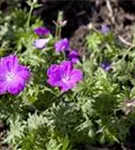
[1,0,135,149]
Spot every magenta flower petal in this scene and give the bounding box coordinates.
[34,27,50,36]
[1,55,18,72]
[0,55,30,95]
[70,69,83,82]
[47,64,62,87]
[0,81,7,94]
[60,81,75,92]
[7,77,25,95]
[60,61,73,75]
[55,38,70,52]
[47,61,83,92]
[17,65,30,80]
[68,50,80,64]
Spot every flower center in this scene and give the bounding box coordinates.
[62,45,66,50]
[62,75,70,83]
[6,72,15,82]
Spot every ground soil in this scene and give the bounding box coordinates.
[1,0,135,149]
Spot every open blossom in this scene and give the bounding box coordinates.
[47,61,83,92]
[0,55,30,95]
[55,38,70,52]
[33,38,50,49]
[34,27,50,36]
[68,50,80,64]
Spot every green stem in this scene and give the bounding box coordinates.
[58,26,62,39]
[27,5,33,27]
[55,25,62,40]
[122,46,134,60]
[55,26,59,40]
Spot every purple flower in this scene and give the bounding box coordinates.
[55,38,70,52]
[101,62,111,71]
[47,61,83,92]
[0,55,30,95]
[68,50,80,64]
[34,27,50,36]
[34,38,50,49]
[101,25,109,34]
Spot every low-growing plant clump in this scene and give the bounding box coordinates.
[1,0,135,149]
